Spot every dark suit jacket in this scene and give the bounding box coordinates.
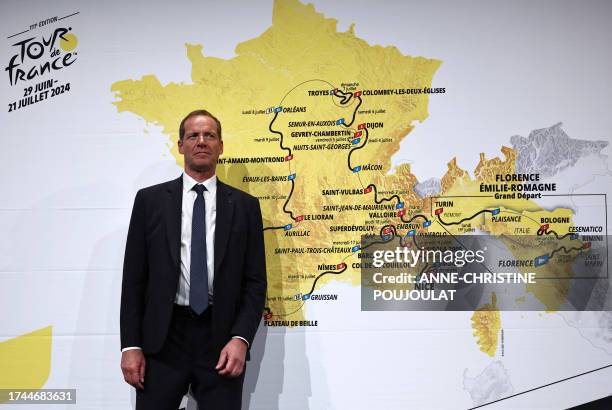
[120,175,267,357]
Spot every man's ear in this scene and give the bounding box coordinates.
[178,138,184,154]
[219,140,223,156]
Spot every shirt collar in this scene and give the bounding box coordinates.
[182,172,217,195]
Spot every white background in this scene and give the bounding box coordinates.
[1,1,611,408]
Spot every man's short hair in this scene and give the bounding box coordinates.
[179,109,222,140]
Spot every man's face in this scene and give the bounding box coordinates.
[178,115,223,175]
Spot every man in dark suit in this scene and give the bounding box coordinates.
[120,109,267,409]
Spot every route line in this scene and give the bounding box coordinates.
[261,81,590,319]
[437,209,494,226]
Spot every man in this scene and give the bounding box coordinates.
[120,109,267,409]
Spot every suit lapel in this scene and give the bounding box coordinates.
[165,176,183,270]
[214,179,234,275]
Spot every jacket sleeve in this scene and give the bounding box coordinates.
[119,189,149,350]
[230,196,267,346]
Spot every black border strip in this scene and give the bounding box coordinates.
[468,364,612,409]
[58,11,79,20]
[6,11,79,39]
[7,29,29,39]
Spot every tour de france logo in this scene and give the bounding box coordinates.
[5,12,79,113]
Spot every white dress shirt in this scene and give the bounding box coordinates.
[121,173,248,352]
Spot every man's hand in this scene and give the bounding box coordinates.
[215,338,247,377]
[121,349,146,389]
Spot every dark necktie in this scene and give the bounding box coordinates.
[190,184,209,314]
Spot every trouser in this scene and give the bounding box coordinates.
[136,304,244,410]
